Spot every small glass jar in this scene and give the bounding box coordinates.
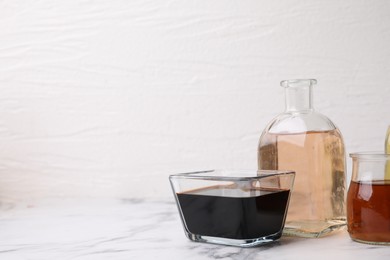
[347,153,390,245]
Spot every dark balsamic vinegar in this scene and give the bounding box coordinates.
[177,188,290,239]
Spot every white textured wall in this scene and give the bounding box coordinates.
[0,0,389,202]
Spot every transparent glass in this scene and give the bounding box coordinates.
[258,79,346,238]
[169,170,295,247]
[347,153,390,245]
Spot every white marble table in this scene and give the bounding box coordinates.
[0,199,389,260]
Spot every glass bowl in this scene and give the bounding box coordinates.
[169,169,295,247]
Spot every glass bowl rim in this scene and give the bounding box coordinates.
[169,169,295,182]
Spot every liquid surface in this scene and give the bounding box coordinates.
[177,188,290,239]
[347,180,390,243]
[258,129,346,236]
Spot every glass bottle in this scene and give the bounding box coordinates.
[385,126,390,179]
[258,79,346,237]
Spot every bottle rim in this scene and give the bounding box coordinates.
[280,79,317,88]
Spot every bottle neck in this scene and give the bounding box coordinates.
[282,79,315,112]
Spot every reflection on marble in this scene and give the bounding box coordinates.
[0,199,389,259]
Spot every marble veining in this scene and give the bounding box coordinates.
[0,199,389,259]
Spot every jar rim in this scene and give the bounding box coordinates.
[350,152,390,159]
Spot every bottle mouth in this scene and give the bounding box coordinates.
[280,79,317,88]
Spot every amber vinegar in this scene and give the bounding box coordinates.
[347,180,390,243]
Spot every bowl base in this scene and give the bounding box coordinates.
[184,231,282,247]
